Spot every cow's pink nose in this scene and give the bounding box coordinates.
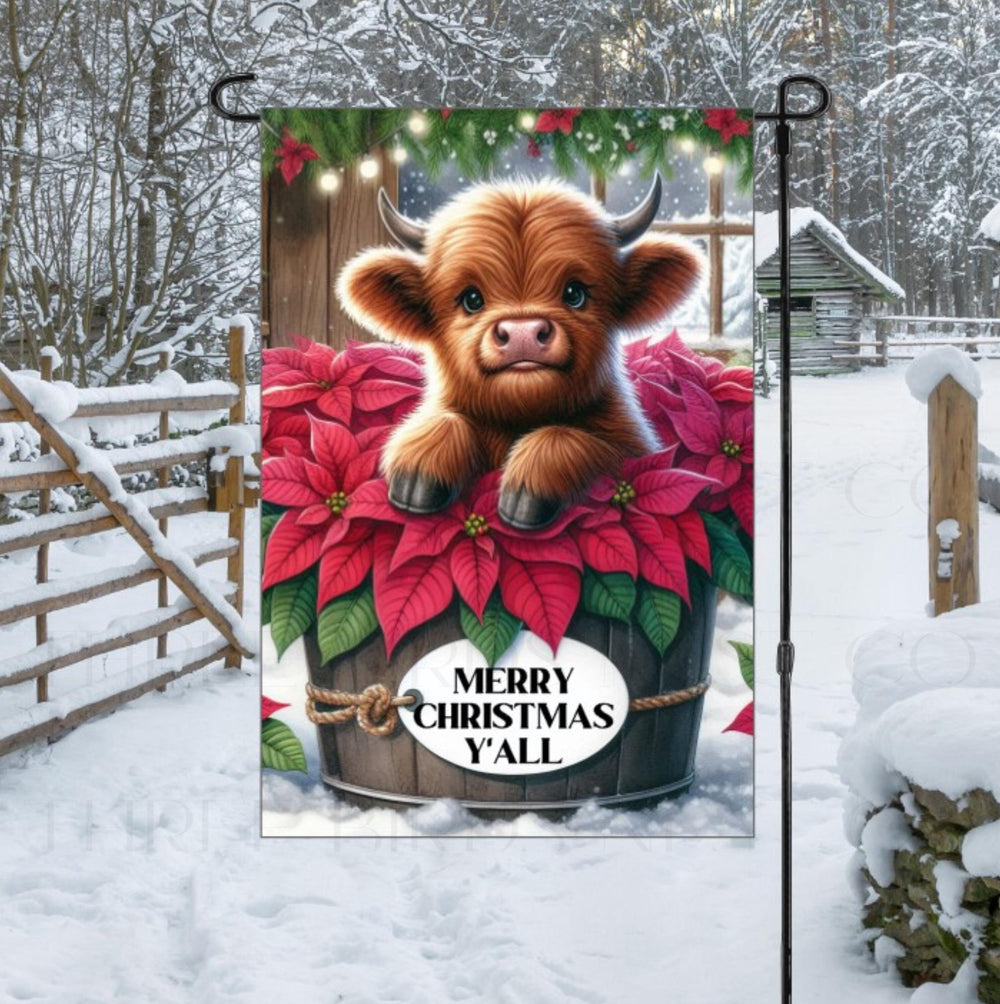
[492,318,554,361]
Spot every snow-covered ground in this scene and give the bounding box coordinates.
[1,361,998,1002]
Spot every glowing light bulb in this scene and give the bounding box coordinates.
[517,111,537,131]
[318,169,342,193]
[703,155,724,175]
[358,155,380,181]
[391,145,408,164]
[407,111,429,137]
[618,160,633,177]
[678,137,696,154]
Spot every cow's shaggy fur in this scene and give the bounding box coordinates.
[337,178,701,527]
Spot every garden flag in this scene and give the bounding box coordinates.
[260,108,755,836]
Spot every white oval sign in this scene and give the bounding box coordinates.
[397,632,630,776]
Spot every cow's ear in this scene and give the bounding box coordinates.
[337,249,434,343]
[615,235,702,330]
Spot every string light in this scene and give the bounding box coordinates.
[703,156,724,176]
[678,137,696,154]
[618,160,633,177]
[406,111,429,137]
[358,155,380,181]
[517,111,537,131]
[391,145,408,164]
[318,169,342,193]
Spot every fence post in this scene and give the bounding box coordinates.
[927,375,979,615]
[876,317,888,367]
[225,326,246,669]
[36,352,53,703]
[708,170,724,338]
[156,348,171,688]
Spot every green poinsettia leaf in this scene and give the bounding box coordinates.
[701,511,753,602]
[459,592,522,666]
[262,587,272,626]
[316,585,378,664]
[261,513,281,547]
[729,640,754,689]
[635,582,682,657]
[269,573,317,659]
[582,570,636,623]
[261,718,307,773]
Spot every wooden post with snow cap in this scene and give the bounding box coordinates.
[157,348,171,672]
[906,347,981,616]
[225,325,246,670]
[36,350,54,702]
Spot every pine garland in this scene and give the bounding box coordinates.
[261,107,753,190]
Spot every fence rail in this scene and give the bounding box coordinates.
[756,316,1000,378]
[0,326,258,756]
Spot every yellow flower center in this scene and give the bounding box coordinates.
[464,512,489,537]
[325,490,348,515]
[610,480,636,507]
[721,439,742,458]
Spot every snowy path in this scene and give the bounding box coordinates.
[1,363,998,1002]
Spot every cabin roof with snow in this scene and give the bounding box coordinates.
[980,202,1000,247]
[755,208,904,301]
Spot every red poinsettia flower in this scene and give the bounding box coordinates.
[356,471,585,654]
[263,339,423,433]
[440,109,452,120]
[724,700,754,735]
[261,695,290,720]
[275,128,319,184]
[667,382,752,493]
[527,138,541,158]
[262,417,380,595]
[703,108,751,145]
[262,408,310,460]
[585,450,716,604]
[535,108,581,135]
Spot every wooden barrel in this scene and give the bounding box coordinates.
[304,576,717,818]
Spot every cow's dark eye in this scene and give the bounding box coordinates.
[563,280,589,309]
[458,286,484,314]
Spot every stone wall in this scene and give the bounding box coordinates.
[860,784,1000,1001]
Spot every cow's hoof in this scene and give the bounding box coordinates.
[498,487,561,530]
[388,470,457,514]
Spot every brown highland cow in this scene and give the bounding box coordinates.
[337,174,702,529]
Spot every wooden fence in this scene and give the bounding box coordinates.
[0,326,258,756]
[757,315,1000,377]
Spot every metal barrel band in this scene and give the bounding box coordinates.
[306,682,416,736]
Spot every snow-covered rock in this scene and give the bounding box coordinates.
[842,601,1000,1000]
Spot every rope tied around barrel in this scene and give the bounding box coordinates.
[304,677,711,737]
[306,682,415,736]
[629,677,711,712]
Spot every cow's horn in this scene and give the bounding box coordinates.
[610,172,663,247]
[377,188,427,253]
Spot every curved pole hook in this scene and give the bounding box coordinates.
[209,73,261,124]
[757,74,832,122]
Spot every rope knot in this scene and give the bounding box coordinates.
[355,683,397,736]
[305,681,414,735]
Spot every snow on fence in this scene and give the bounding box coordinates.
[0,327,258,756]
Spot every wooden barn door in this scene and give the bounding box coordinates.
[262,148,399,349]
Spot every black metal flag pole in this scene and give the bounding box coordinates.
[757,75,831,1004]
